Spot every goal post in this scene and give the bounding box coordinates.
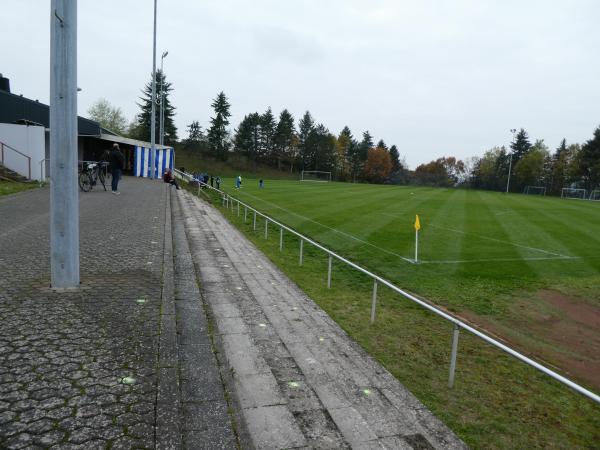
[589,190,600,201]
[561,188,587,200]
[300,170,332,182]
[524,186,546,196]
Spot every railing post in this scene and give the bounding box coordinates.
[299,239,304,265]
[1,143,4,164]
[448,323,460,388]
[279,227,283,251]
[370,280,378,323]
[253,211,257,230]
[327,255,332,288]
[264,218,268,239]
[28,157,31,180]
[244,206,247,223]
[237,200,240,216]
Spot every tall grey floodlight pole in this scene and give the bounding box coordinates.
[50,0,79,288]
[506,128,516,194]
[160,51,168,146]
[150,0,157,179]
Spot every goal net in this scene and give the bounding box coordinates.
[589,190,600,201]
[561,188,587,200]
[524,186,546,195]
[300,170,332,182]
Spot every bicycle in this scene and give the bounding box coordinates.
[78,161,108,192]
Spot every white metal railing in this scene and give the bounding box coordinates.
[174,169,600,404]
[1,141,32,179]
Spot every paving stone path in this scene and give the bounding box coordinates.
[178,189,467,450]
[0,179,236,449]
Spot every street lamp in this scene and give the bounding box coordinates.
[150,0,157,179]
[506,128,517,193]
[160,51,168,146]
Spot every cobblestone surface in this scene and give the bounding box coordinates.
[0,180,168,449]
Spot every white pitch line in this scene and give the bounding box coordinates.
[236,191,415,263]
[419,256,580,265]
[428,224,570,258]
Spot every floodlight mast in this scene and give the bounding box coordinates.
[506,128,517,193]
[160,51,168,146]
[150,0,157,179]
[50,0,79,288]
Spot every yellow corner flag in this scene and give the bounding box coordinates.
[415,214,421,231]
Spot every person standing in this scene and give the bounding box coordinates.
[109,143,125,195]
[259,179,264,189]
[215,176,221,190]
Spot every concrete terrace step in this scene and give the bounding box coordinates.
[0,163,30,182]
[177,189,467,450]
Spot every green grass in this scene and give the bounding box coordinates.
[198,179,600,449]
[175,149,298,180]
[0,180,38,196]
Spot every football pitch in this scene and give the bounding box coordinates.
[223,179,600,385]
[211,178,600,448]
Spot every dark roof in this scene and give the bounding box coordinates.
[0,89,113,136]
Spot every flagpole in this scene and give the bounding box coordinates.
[415,229,419,263]
[414,214,420,264]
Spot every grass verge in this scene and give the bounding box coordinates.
[0,180,38,196]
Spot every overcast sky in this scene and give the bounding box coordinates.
[2,0,599,168]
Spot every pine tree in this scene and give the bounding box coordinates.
[233,113,261,162]
[335,126,354,180]
[131,70,178,144]
[183,121,206,152]
[207,92,232,160]
[578,125,600,190]
[376,139,388,151]
[389,145,402,173]
[304,124,335,171]
[510,128,532,163]
[298,111,315,169]
[259,107,276,162]
[273,109,296,171]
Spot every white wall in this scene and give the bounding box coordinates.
[0,124,45,180]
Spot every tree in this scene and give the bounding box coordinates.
[577,125,600,190]
[183,120,207,152]
[414,156,465,187]
[376,139,388,151]
[303,124,336,171]
[470,146,509,191]
[510,128,532,163]
[363,147,392,183]
[273,109,296,171]
[259,107,276,162]
[335,126,354,181]
[347,131,373,182]
[130,70,178,144]
[388,145,402,173]
[514,142,549,189]
[298,111,315,169]
[207,92,232,160]
[233,113,260,162]
[87,98,128,135]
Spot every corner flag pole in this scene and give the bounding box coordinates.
[414,215,421,263]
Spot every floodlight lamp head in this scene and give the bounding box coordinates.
[162,51,168,59]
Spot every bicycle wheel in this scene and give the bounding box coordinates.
[78,172,92,192]
[98,169,107,191]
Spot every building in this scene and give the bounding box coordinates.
[0,74,174,181]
